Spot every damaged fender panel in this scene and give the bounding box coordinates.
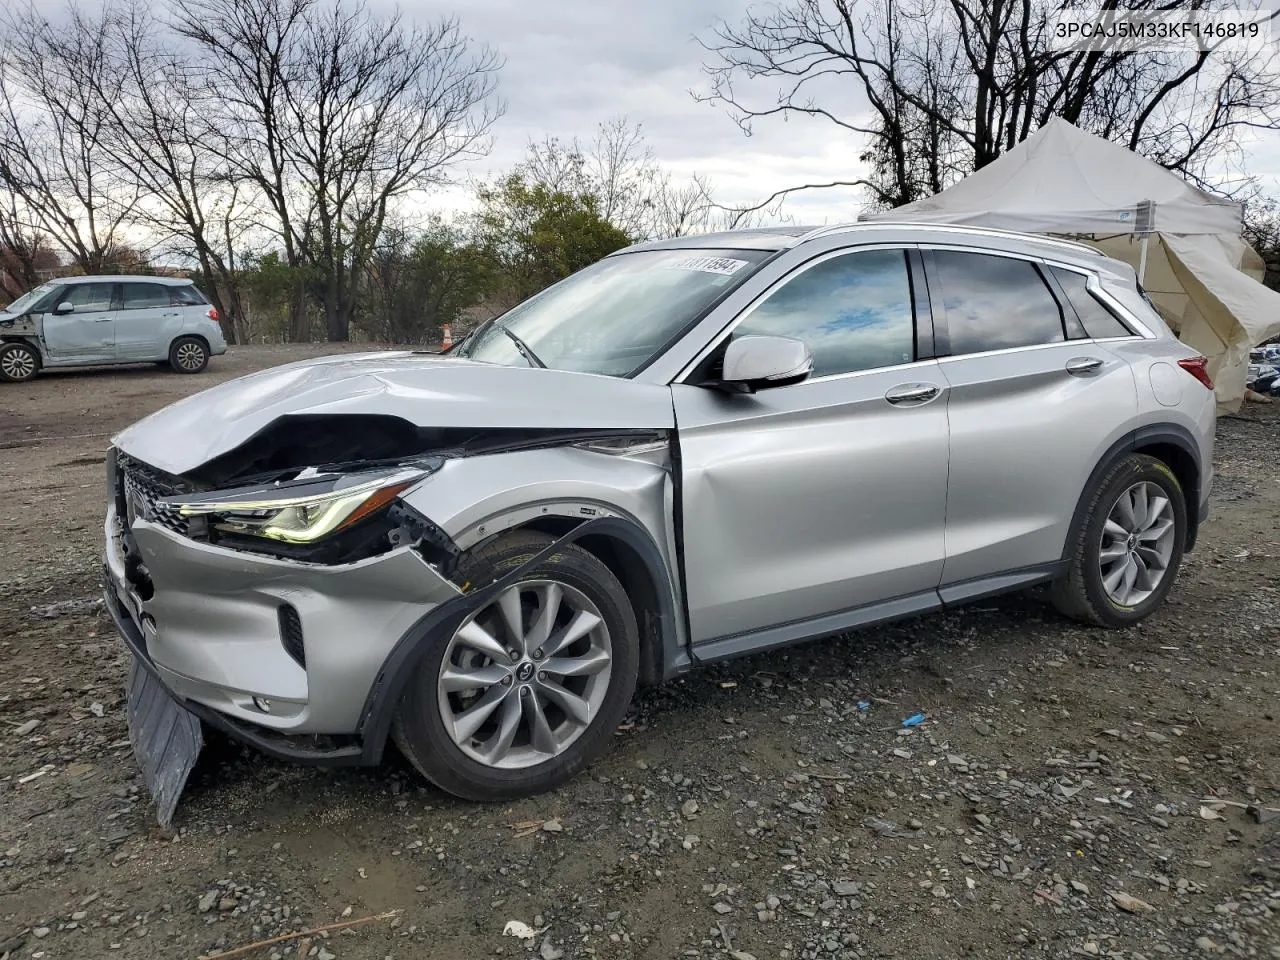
[126,655,203,829]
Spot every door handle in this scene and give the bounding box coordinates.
[885,383,940,405]
[93,317,113,322]
[1065,357,1103,376]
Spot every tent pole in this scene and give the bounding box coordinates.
[1138,234,1149,284]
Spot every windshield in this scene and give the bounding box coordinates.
[457,248,772,377]
[2,282,57,315]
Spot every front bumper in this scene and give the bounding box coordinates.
[104,499,461,738]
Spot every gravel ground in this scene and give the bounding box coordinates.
[0,346,1277,960]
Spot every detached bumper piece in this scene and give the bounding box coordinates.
[126,656,202,828]
[104,574,364,825]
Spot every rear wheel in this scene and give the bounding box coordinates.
[169,336,209,373]
[393,530,639,800]
[1051,453,1187,627]
[0,342,40,382]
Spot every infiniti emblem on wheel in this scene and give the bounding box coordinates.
[515,661,535,682]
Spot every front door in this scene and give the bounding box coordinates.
[41,282,117,361]
[672,247,950,644]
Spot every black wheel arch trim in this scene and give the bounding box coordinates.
[355,515,686,766]
[1065,423,1205,557]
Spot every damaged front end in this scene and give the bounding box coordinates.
[105,404,676,825]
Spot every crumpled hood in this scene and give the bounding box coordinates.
[113,351,676,475]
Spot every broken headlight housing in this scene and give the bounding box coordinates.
[163,466,431,544]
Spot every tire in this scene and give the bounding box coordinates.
[0,342,40,382]
[169,336,209,373]
[393,530,639,801]
[1051,453,1187,627]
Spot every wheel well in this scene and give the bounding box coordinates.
[521,517,666,687]
[1133,439,1201,546]
[174,333,210,353]
[0,338,41,367]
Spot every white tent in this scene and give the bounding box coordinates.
[864,117,1280,411]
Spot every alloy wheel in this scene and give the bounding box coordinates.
[436,579,613,769]
[1,347,36,380]
[176,342,205,371]
[1098,480,1176,606]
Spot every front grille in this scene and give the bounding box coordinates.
[116,452,194,536]
[278,604,306,667]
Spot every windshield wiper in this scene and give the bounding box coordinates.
[498,325,545,368]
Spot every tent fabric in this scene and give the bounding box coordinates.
[863,118,1277,412]
[871,117,1242,235]
[1092,235,1280,411]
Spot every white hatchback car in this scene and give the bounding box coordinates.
[0,275,227,382]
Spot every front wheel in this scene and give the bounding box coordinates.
[1051,453,1187,627]
[0,342,40,382]
[393,530,639,800]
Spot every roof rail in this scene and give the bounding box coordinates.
[795,221,1106,257]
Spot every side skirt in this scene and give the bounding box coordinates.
[690,562,1066,667]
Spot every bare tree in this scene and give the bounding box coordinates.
[698,0,1280,216]
[174,0,501,341]
[88,4,247,341]
[0,3,138,272]
[0,190,55,298]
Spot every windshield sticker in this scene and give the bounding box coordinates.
[666,256,750,276]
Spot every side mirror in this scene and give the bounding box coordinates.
[54,301,74,315]
[716,335,814,392]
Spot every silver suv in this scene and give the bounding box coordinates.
[104,223,1215,812]
[0,275,227,382]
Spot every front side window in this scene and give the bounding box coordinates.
[932,251,1065,354]
[456,248,771,377]
[62,282,115,313]
[731,248,916,378]
[122,283,172,309]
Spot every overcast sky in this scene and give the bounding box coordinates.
[377,0,872,223]
[385,0,1280,222]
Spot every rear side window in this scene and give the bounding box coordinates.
[170,284,208,306]
[61,282,114,312]
[1052,267,1133,339]
[733,248,916,377]
[121,283,172,309]
[931,250,1065,354]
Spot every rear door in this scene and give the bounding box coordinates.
[924,247,1138,587]
[115,282,182,360]
[41,282,117,361]
[672,246,951,644]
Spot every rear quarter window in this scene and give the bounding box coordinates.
[170,284,209,307]
[1051,267,1134,339]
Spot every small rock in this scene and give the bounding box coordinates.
[832,882,861,896]
[542,819,563,833]
[1109,891,1155,914]
[1070,880,1089,895]
[1195,936,1218,953]
[218,898,236,912]
[317,950,336,960]
[972,719,992,736]
[89,702,105,718]
[32,927,51,939]
[197,891,218,914]
[681,799,699,819]
[13,719,40,736]
[539,939,564,960]
[712,902,733,915]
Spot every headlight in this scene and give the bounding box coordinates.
[162,467,428,543]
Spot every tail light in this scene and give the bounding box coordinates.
[207,307,220,322]
[1177,356,1213,390]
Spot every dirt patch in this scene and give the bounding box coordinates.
[0,348,1277,960]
